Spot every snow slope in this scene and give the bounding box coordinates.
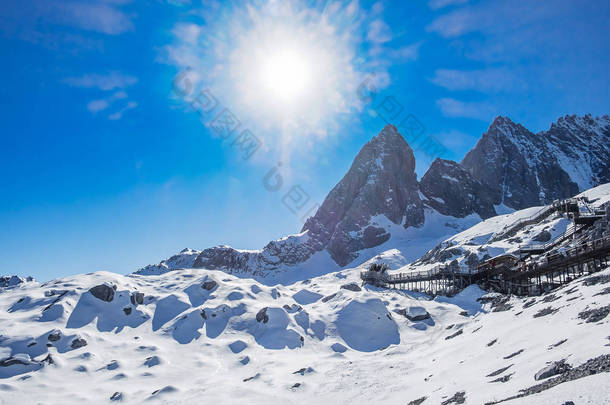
[1,262,608,404]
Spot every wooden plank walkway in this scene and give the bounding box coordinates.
[361,235,610,297]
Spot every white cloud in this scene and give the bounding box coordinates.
[431,68,524,93]
[436,98,495,121]
[367,19,392,43]
[428,0,469,10]
[50,1,134,35]
[64,72,137,90]
[86,91,128,113]
[108,101,138,120]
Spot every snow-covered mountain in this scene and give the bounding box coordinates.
[138,114,609,278]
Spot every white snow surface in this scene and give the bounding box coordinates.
[1,263,608,404]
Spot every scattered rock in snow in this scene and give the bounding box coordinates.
[110,392,123,401]
[202,280,218,291]
[548,339,568,350]
[130,292,144,305]
[122,307,132,315]
[583,274,610,286]
[243,373,260,382]
[89,284,115,302]
[407,397,427,405]
[340,283,361,292]
[522,298,536,309]
[489,373,513,383]
[445,329,463,340]
[256,307,269,323]
[535,359,572,380]
[293,367,314,375]
[578,305,610,323]
[400,306,431,322]
[542,293,559,303]
[47,331,61,342]
[71,338,87,349]
[503,349,524,359]
[321,293,337,303]
[487,364,513,377]
[441,391,466,405]
[533,306,558,318]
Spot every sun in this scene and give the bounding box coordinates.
[261,49,311,102]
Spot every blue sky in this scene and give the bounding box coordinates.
[1,0,609,281]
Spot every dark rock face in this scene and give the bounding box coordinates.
[340,283,361,292]
[89,284,115,302]
[47,331,62,342]
[420,158,497,219]
[535,360,572,380]
[201,280,218,291]
[130,292,144,305]
[256,307,269,323]
[302,124,424,266]
[462,115,609,209]
[71,338,87,349]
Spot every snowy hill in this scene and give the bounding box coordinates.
[1,257,609,403]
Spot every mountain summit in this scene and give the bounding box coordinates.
[137,114,610,276]
[302,124,424,266]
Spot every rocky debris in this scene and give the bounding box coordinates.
[0,356,32,367]
[292,367,314,375]
[130,292,144,305]
[503,349,524,359]
[89,284,115,302]
[533,306,558,318]
[487,364,513,377]
[340,283,361,292]
[202,280,218,291]
[40,354,54,365]
[0,276,29,288]
[47,331,62,342]
[396,306,431,322]
[200,309,207,319]
[110,392,123,401]
[487,339,498,347]
[489,373,513,383]
[420,158,497,219]
[282,304,302,313]
[243,373,260,382]
[548,339,568,350]
[321,293,337,303]
[535,360,572,380]
[578,305,610,323]
[541,293,559,303]
[290,383,302,389]
[594,287,610,296]
[523,298,536,309]
[445,329,463,340]
[441,391,466,405]
[459,311,469,317]
[407,397,427,405]
[256,307,269,323]
[71,338,87,349]
[583,274,610,286]
[533,230,552,242]
[485,296,512,312]
[122,307,132,315]
[487,355,610,404]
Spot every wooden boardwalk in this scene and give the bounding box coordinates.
[361,235,610,297]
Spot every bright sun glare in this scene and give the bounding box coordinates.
[261,49,311,102]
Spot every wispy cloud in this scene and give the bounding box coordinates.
[87,91,128,113]
[64,72,137,90]
[428,0,469,10]
[430,68,524,93]
[436,98,495,121]
[108,101,138,120]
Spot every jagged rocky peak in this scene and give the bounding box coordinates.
[302,124,424,266]
[419,158,497,219]
[461,115,580,209]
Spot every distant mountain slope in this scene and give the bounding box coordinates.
[136,114,610,276]
[462,114,609,209]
